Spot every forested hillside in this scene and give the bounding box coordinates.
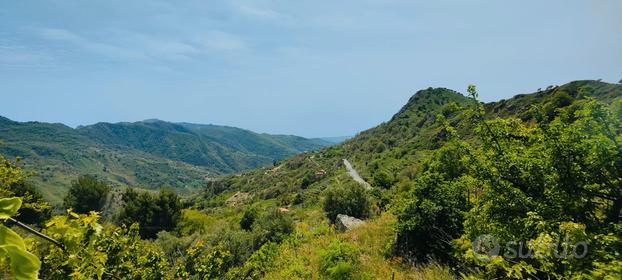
[184,80,622,279]
[1,80,621,279]
[0,118,329,203]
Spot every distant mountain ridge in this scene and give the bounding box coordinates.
[313,136,351,144]
[0,118,330,202]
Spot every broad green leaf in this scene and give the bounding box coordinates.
[0,197,22,219]
[0,224,26,250]
[0,225,41,280]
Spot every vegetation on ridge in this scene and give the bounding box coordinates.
[1,80,621,279]
[0,118,330,203]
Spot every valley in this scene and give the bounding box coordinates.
[0,118,331,203]
[2,79,621,279]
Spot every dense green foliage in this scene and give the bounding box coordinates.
[396,85,622,278]
[0,118,329,203]
[118,188,182,239]
[319,240,361,279]
[40,211,169,280]
[0,155,50,225]
[323,181,371,222]
[1,80,621,279]
[251,208,294,246]
[240,206,258,231]
[63,175,111,214]
[0,197,41,280]
[80,120,329,173]
[0,156,46,279]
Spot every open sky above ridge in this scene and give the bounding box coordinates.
[1,0,621,137]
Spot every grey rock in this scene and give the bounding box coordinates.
[336,214,365,231]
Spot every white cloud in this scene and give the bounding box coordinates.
[39,28,81,41]
[35,27,249,63]
[198,31,248,51]
[38,28,147,61]
[142,40,200,60]
[0,38,57,68]
[0,49,49,67]
[234,3,281,20]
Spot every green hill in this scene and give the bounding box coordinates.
[186,80,622,278]
[2,80,621,279]
[0,118,330,203]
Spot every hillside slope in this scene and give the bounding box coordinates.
[203,80,622,198]
[190,80,622,278]
[0,118,330,203]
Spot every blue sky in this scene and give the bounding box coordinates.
[1,0,621,137]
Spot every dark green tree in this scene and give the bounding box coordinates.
[323,182,371,223]
[395,140,474,262]
[63,175,111,214]
[118,188,182,239]
[251,208,294,247]
[372,168,394,189]
[240,206,258,231]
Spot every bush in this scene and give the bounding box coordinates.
[211,230,255,266]
[173,241,232,279]
[323,182,371,223]
[240,206,258,231]
[41,212,169,280]
[1,155,51,225]
[177,209,212,235]
[118,188,182,239]
[319,240,360,280]
[63,175,111,213]
[252,208,294,247]
[544,90,574,119]
[372,168,394,189]
[226,242,279,279]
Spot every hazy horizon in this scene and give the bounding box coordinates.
[2,0,621,138]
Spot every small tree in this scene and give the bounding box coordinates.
[63,175,110,213]
[118,188,182,239]
[252,208,294,247]
[319,240,360,280]
[372,168,394,189]
[323,182,370,223]
[240,206,257,231]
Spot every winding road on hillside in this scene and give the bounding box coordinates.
[343,159,372,190]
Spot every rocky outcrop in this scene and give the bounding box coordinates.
[336,214,365,231]
[226,192,251,206]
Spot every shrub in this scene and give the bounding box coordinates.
[212,230,255,266]
[372,168,394,189]
[240,206,258,231]
[226,242,279,279]
[252,208,294,247]
[41,212,169,280]
[173,241,232,279]
[118,188,182,239]
[177,209,212,235]
[319,240,360,280]
[0,155,51,224]
[292,193,304,205]
[323,182,371,223]
[63,175,111,214]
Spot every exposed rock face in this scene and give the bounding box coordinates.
[226,192,251,206]
[336,214,365,231]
